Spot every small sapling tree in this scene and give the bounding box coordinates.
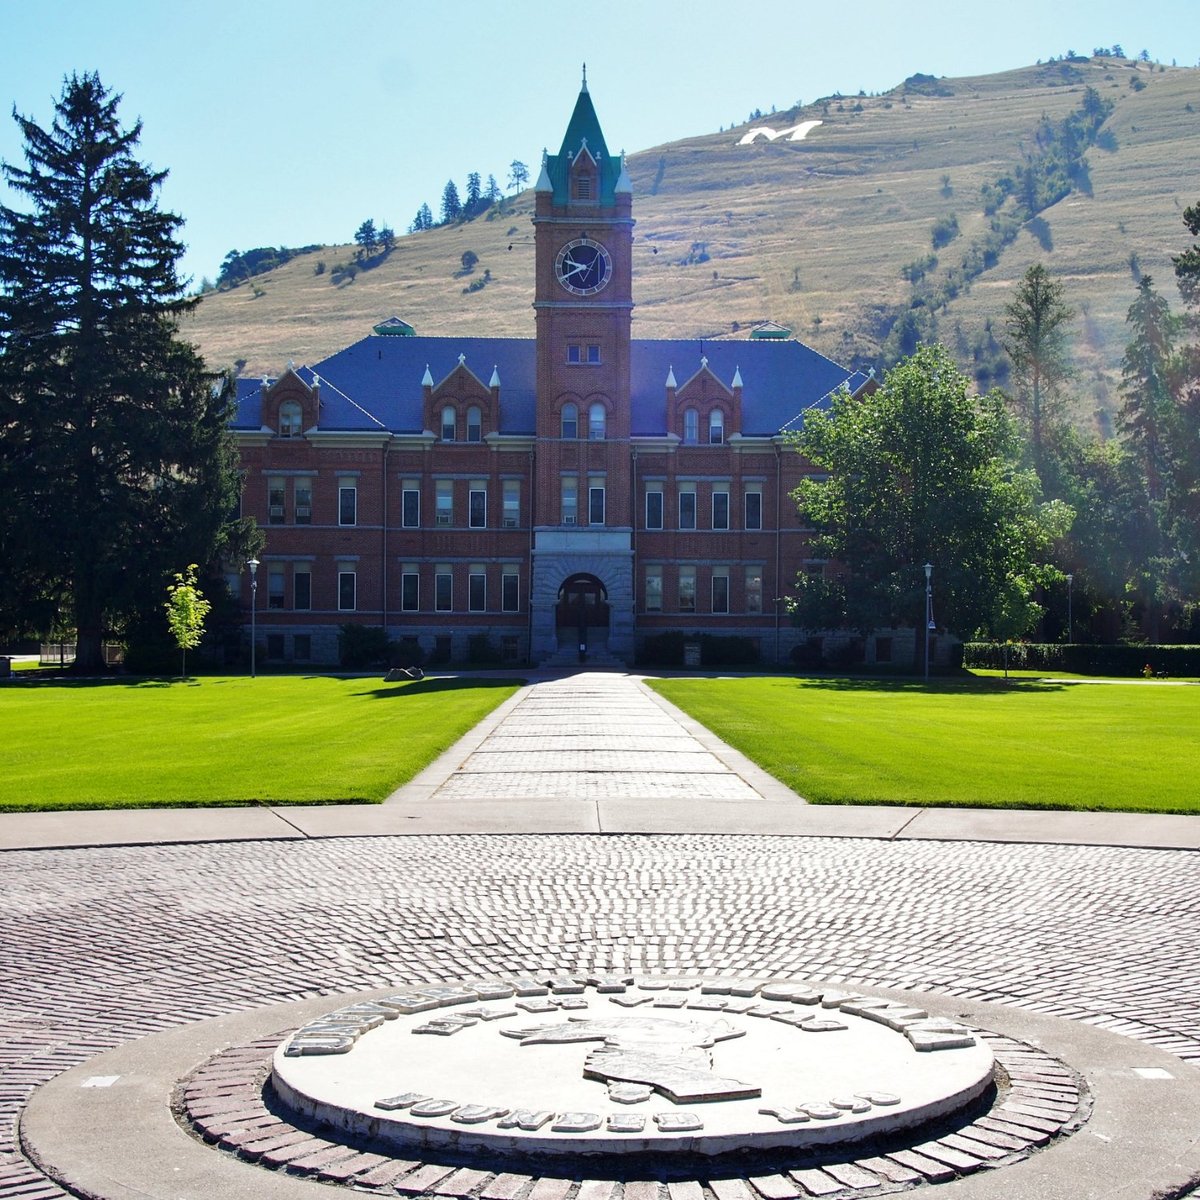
[165,565,211,679]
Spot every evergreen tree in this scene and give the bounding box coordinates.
[485,174,502,204]
[353,217,378,259]
[409,203,433,233]
[440,179,462,224]
[1118,277,1177,501]
[1003,264,1074,475]
[0,73,249,670]
[465,171,482,215]
[507,160,529,193]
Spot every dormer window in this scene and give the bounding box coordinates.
[709,410,725,445]
[278,400,302,437]
[441,406,456,441]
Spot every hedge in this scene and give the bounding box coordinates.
[964,642,1200,677]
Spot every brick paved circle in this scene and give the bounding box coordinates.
[3,833,1200,1198]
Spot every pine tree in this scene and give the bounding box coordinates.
[465,171,482,216]
[485,174,502,204]
[0,73,249,671]
[440,179,462,224]
[1003,264,1074,476]
[1118,276,1177,501]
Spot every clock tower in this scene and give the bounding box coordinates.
[529,71,636,662]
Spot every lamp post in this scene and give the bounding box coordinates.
[923,562,934,683]
[247,557,259,678]
[1066,574,1073,644]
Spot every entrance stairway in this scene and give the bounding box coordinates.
[538,645,628,670]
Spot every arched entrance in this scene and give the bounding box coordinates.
[556,572,610,652]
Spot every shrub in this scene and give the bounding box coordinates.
[338,624,396,669]
[467,634,501,664]
[963,642,1200,676]
[699,635,759,667]
[637,632,686,666]
[931,213,960,249]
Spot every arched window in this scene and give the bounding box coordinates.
[588,403,606,441]
[278,400,302,437]
[466,405,482,442]
[440,406,456,441]
[561,402,578,439]
[683,408,699,443]
[709,409,725,445]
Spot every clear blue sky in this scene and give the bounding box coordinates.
[2,0,1197,286]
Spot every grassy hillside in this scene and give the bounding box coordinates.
[185,57,1200,430]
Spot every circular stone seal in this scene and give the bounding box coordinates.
[270,975,995,1158]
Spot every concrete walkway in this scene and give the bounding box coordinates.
[2,670,1196,852]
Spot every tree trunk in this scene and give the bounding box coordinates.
[73,624,106,674]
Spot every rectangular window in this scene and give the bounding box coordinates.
[588,478,605,525]
[503,479,520,528]
[338,485,357,526]
[567,344,581,364]
[266,633,285,660]
[712,567,730,614]
[436,479,453,526]
[294,479,312,524]
[745,489,763,531]
[502,568,519,613]
[587,344,600,364]
[501,635,519,662]
[268,564,285,610]
[441,408,456,441]
[294,568,311,611]
[268,478,285,524]
[435,565,452,612]
[679,566,696,613]
[338,570,356,611]
[402,481,420,528]
[401,567,419,612]
[645,564,663,613]
[745,566,762,614]
[679,487,696,530]
[712,488,729,531]
[645,489,663,530]
[466,408,482,442]
[561,475,578,525]
[469,567,486,612]
[469,482,487,529]
[293,634,312,661]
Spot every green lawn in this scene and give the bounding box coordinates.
[648,675,1200,814]
[0,675,521,810]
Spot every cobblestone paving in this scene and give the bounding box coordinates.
[2,833,1200,1197]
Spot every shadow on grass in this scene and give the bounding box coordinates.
[358,676,526,700]
[782,672,1070,695]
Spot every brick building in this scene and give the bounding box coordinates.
[232,77,869,668]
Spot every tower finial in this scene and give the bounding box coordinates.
[582,63,588,92]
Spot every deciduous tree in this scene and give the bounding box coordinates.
[790,344,1071,671]
[0,72,249,670]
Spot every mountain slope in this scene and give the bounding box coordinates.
[185,57,1200,429]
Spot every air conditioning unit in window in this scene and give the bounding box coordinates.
[295,505,311,519]
[563,515,576,525]
[503,517,518,528]
[436,514,452,526]
[269,504,284,518]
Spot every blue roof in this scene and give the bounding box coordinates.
[233,334,855,438]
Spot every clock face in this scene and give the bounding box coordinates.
[555,238,612,296]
